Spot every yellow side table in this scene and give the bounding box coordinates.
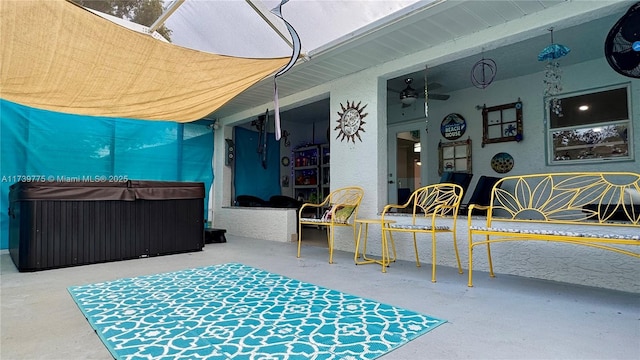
[354,219,397,272]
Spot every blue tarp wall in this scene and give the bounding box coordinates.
[0,99,214,250]
[234,126,279,201]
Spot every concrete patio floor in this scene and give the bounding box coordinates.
[1,233,638,360]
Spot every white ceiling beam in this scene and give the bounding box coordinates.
[149,0,186,33]
[244,0,308,56]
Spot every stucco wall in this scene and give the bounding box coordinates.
[328,73,387,220]
[215,207,297,243]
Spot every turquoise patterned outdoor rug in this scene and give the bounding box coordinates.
[68,263,446,359]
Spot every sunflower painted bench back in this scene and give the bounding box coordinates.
[467,172,640,287]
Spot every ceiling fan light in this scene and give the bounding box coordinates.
[399,78,418,104]
[400,94,417,104]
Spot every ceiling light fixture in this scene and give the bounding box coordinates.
[578,105,589,111]
[400,78,418,104]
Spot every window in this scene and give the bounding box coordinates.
[548,85,632,164]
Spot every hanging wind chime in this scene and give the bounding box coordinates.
[424,65,429,118]
[424,65,430,132]
[538,27,570,117]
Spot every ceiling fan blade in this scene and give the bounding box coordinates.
[417,92,450,100]
[427,93,450,100]
[611,48,640,71]
[389,77,450,102]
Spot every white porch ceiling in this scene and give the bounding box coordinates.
[203,0,634,121]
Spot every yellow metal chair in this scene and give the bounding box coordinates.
[381,183,464,282]
[297,186,365,263]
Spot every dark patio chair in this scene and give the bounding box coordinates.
[439,171,473,194]
[462,175,502,215]
[268,195,303,209]
[235,195,269,207]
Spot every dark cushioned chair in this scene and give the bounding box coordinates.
[268,195,303,209]
[235,195,269,207]
[440,171,474,194]
[464,175,502,215]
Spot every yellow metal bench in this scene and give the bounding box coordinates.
[467,172,640,287]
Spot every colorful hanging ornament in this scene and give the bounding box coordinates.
[538,28,570,117]
[538,44,571,61]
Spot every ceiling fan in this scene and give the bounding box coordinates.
[390,77,450,108]
[604,2,640,78]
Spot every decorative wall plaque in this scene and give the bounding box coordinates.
[440,113,467,140]
[335,100,367,143]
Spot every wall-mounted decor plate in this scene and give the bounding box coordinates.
[491,152,514,173]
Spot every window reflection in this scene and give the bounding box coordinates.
[552,124,628,161]
[548,85,632,164]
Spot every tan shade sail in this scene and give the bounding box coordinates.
[0,0,289,122]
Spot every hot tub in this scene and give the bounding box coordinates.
[8,180,205,271]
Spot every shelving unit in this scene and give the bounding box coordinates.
[293,144,329,219]
[320,144,330,199]
[293,145,320,204]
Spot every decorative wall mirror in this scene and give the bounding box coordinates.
[481,100,523,147]
[438,137,472,175]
